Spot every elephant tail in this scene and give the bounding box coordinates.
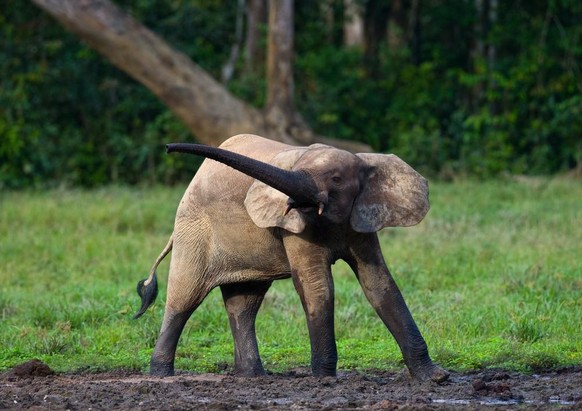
[133,234,173,319]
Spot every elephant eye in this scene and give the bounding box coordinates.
[332,176,342,184]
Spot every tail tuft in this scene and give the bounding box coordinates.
[133,273,158,320]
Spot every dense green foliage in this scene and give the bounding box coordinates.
[295,0,582,177]
[1,179,580,373]
[1,1,581,188]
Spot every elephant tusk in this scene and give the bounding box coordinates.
[283,199,326,216]
[283,204,293,216]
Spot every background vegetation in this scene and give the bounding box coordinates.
[1,179,580,373]
[1,0,581,188]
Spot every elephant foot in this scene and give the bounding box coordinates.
[311,364,337,377]
[310,353,338,377]
[149,361,174,377]
[233,367,266,377]
[409,363,449,384]
[232,357,267,377]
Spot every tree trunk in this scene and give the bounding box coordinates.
[388,0,408,49]
[410,0,421,66]
[222,0,246,83]
[487,0,498,114]
[265,0,318,145]
[31,0,370,152]
[471,0,494,110]
[363,0,391,77]
[344,0,364,47]
[320,0,344,46]
[266,0,295,124]
[244,0,267,76]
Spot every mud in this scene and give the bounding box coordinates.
[1,360,580,410]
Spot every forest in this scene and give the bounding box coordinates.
[1,0,581,188]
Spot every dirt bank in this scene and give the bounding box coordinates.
[1,360,580,410]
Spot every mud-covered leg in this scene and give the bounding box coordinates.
[150,309,196,377]
[347,233,449,383]
[150,235,211,377]
[283,235,337,377]
[150,283,211,376]
[220,281,272,376]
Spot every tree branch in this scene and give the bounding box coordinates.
[31,0,371,152]
[32,0,267,146]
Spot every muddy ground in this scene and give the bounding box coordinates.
[1,360,580,410]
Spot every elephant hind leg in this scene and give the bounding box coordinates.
[150,308,198,377]
[220,281,272,376]
[150,238,212,377]
[150,284,213,377]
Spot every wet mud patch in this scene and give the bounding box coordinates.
[1,361,580,410]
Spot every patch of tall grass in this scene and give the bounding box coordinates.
[0,179,580,373]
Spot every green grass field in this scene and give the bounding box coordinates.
[1,178,580,374]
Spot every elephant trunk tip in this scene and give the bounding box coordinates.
[133,273,158,320]
[166,143,180,154]
[166,142,195,154]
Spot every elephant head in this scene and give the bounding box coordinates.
[166,142,429,234]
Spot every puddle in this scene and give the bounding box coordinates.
[432,399,471,405]
[548,398,576,406]
[432,398,577,406]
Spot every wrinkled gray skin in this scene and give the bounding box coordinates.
[135,134,448,383]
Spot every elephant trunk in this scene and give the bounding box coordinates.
[166,143,318,205]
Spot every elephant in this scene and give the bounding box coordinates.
[134,134,448,383]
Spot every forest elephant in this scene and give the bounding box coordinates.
[134,134,448,382]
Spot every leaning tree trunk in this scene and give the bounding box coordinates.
[31,0,370,152]
[31,0,263,147]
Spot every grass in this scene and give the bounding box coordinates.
[0,178,580,374]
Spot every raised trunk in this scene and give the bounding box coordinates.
[166,143,318,204]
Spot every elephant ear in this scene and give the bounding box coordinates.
[244,148,309,234]
[351,153,430,233]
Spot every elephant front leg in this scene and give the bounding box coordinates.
[220,281,272,376]
[347,233,449,383]
[284,236,338,377]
